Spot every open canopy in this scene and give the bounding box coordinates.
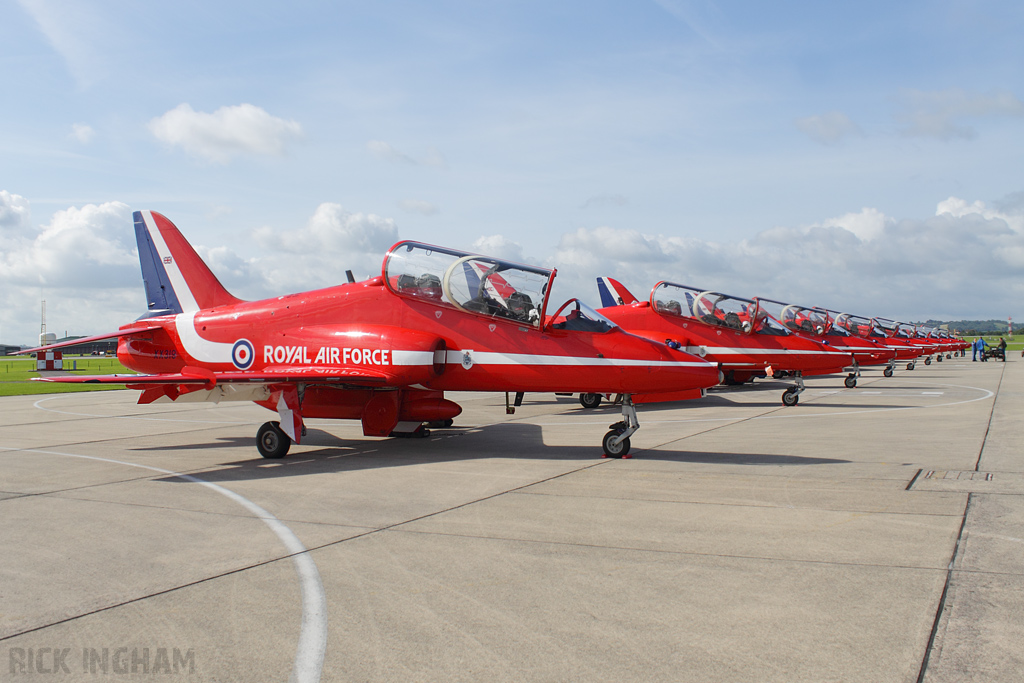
[651,282,789,336]
[833,312,888,339]
[383,241,554,327]
[756,298,832,336]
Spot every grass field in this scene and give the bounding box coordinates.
[0,356,134,397]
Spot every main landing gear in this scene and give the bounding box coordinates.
[781,374,805,406]
[580,392,603,409]
[258,421,291,459]
[843,361,860,389]
[602,395,639,459]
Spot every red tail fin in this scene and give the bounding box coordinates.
[596,277,639,307]
[135,211,242,312]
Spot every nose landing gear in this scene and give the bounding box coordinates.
[602,395,639,458]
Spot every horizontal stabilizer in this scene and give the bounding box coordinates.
[32,366,393,387]
[16,325,165,356]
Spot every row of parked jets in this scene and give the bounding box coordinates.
[23,211,968,459]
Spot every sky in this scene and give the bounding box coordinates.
[2,0,1024,344]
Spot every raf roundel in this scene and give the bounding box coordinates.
[232,339,255,370]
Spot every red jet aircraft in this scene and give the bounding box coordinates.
[594,278,853,406]
[872,318,929,369]
[25,211,721,459]
[753,298,896,387]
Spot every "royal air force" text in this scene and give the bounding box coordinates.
[264,346,391,366]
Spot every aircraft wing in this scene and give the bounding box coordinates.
[33,366,392,387]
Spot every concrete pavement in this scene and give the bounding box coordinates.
[0,359,1018,681]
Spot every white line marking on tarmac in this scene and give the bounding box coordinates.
[0,446,327,683]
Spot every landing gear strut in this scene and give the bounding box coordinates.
[257,421,291,459]
[602,395,639,458]
[781,374,805,406]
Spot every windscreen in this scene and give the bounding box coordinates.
[548,299,618,333]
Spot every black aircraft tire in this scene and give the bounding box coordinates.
[602,430,630,458]
[844,375,857,388]
[580,393,603,409]
[782,388,799,407]
[883,367,894,378]
[257,422,290,459]
[907,363,915,371]
[925,357,931,365]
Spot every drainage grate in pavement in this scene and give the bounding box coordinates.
[910,470,1024,494]
[923,470,994,481]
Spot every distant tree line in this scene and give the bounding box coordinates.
[913,319,1014,337]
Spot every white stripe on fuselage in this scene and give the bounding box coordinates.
[175,311,233,364]
[142,210,199,312]
[696,346,849,357]
[443,350,713,367]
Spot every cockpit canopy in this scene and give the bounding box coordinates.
[651,282,789,336]
[833,313,887,339]
[383,241,553,328]
[872,317,904,337]
[756,298,831,336]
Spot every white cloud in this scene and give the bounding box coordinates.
[70,123,95,144]
[819,207,890,242]
[246,203,399,294]
[896,88,1024,140]
[0,201,137,288]
[542,196,1024,321]
[471,235,525,262]
[0,191,32,236]
[795,111,862,145]
[936,196,1024,233]
[0,199,144,343]
[398,199,440,216]
[148,104,303,164]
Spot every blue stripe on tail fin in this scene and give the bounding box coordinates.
[134,211,183,318]
[597,277,618,307]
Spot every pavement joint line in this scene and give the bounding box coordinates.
[382,526,958,573]
[916,493,972,683]
[510,489,967,516]
[973,362,1006,472]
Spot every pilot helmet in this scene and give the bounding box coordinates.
[415,273,442,298]
[507,291,534,316]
